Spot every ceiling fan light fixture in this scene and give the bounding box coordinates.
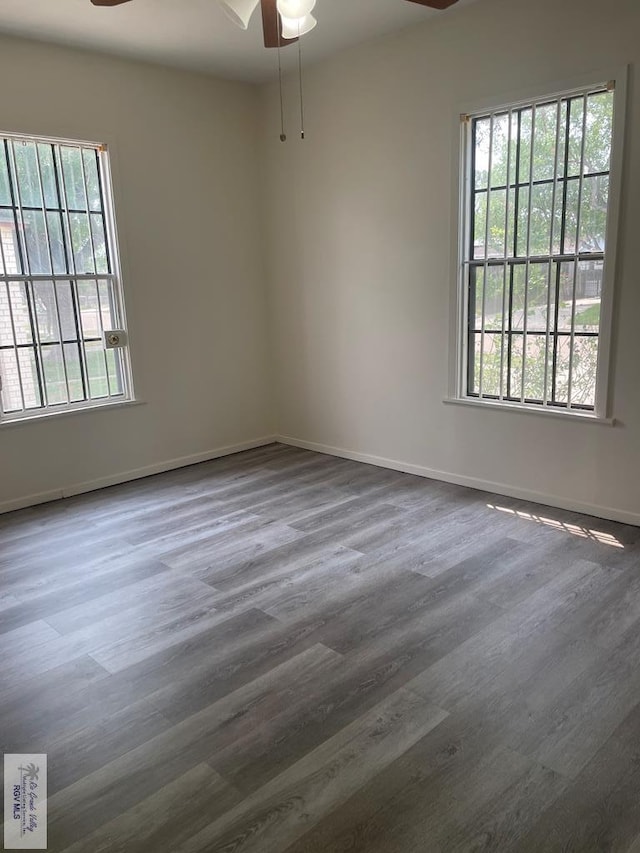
[218,0,260,30]
[276,0,316,20]
[280,12,317,39]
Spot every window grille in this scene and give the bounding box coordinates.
[459,82,621,415]
[0,133,132,420]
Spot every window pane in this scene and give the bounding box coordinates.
[510,265,526,331]
[0,349,22,412]
[487,189,507,257]
[480,332,502,397]
[473,192,487,259]
[567,96,586,177]
[529,183,553,256]
[12,141,42,209]
[474,118,491,191]
[550,183,564,255]
[552,336,571,405]
[570,336,599,408]
[77,279,102,338]
[55,281,79,341]
[505,190,516,258]
[470,266,484,331]
[508,113,519,186]
[69,212,94,274]
[0,283,14,347]
[484,266,505,331]
[532,103,559,183]
[63,342,85,402]
[82,149,102,212]
[23,210,52,275]
[579,175,609,252]
[469,332,480,395]
[515,186,529,256]
[557,260,603,334]
[47,212,68,275]
[556,261,576,332]
[584,92,614,175]
[491,113,510,188]
[0,211,22,275]
[574,261,603,331]
[7,282,32,345]
[91,214,109,273]
[508,334,524,400]
[42,344,68,406]
[33,280,61,343]
[98,278,116,331]
[562,179,580,254]
[518,109,533,181]
[17,347,42,409]
[85,340,109,398]
[37,144,59,209]
[470,332,505,397]
[556,100,569,179]
[523,334,547,402]
[106,348,124,396]
[0,144,11,205]
[525,262,553,333]
[60,146,87,211]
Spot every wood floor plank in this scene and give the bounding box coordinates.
[43,568,214,635]
[197,536,365,592]
[58,764,239,853]
[0,656,111,751]
[515,701,640,852]
[205,543,368,618]
[207,589,501,795]
[177,688,448,853]
[44,645,338,850]
[0,556,170,636]
[506,627,640,779]
[283,742,565,853]
[161,517,306,575]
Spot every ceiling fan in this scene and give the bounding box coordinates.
[89,0,460,49]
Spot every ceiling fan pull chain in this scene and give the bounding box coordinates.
[298,23,305,140]
[277,24,287,142]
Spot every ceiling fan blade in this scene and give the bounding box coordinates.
[405,0,460,9]
[260,0,298,48]
[90,0,133,5]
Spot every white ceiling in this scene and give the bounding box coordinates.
[0,0,476,82]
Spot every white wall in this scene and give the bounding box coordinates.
[3,0,639,524]
[263,0,640,525]
[0,36,274,511]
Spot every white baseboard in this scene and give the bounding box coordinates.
[0,436,277,516]
[0,488,65,515]
[276,434,640,528]
[4,432,637,529]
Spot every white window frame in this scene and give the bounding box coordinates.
[0,131,134,424]
[449,68,627,422]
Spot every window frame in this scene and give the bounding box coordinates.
[0,130,134,424]
[450,68,628,421]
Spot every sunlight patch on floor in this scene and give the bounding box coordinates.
[486,503,624,549]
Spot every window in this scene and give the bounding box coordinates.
[0,132,132,421]
[456,77,624,417]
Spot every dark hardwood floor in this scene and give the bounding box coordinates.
[2,442,640,852]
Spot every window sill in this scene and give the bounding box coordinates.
[0,399,145,428]
[443,397,615,425]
